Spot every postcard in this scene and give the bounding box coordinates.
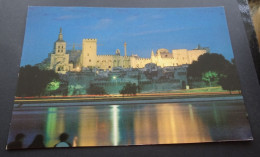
[6,6,252,149]
[249,0,260,45]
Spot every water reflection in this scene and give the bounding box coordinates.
[111,105,120,146]
[8,100,252,148]
[78,106,98,146]
[45,107,65,146]
[134,106,158,144]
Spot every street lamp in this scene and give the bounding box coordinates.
[76,66,81,72]
[113,76,118,87]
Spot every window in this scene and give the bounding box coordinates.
[109,66,111,68]
[58,50,60,52]
[58,46,60,48]
[89,59,91,62]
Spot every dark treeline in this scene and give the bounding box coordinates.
[16,65,62,97]
[187,53,241,93]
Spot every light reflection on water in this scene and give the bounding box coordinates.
[8,100,252,148]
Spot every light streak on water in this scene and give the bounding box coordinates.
[45,107,57,146]
[188,104,194,122]
[7,100,252,148]
[111,105,120,146]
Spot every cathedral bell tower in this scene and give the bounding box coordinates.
[50,28,73,74]
[54,28,66,55]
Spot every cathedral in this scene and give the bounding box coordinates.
[50,28,73,74]
[50,28,208,73]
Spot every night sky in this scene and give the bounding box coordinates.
[20,6,234,66]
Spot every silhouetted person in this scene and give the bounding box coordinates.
[7,133,25,149]
[54,133,72,147]
[28,134,45,149]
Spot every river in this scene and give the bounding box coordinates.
[7,100,252,148]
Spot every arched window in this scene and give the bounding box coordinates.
[57,66,63,71]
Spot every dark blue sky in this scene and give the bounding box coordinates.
[21,6,234,66]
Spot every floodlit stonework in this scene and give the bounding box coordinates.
[50,28,73,74]
[50,28,208,73]
[79,40,207,70]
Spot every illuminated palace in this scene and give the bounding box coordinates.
[50,28,208,74]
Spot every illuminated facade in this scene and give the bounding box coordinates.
[50,29,207,73]
[79,40,207,70]
[50,28,73,74]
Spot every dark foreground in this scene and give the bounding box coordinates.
[7,100,252,148]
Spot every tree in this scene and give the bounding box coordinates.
[87,84,106,95]
[187,53,232,79]
[16,65,60,97]
[219,60,241,94]
[187,53,233,88]
[202,71,219,87]
[120,83,138,96]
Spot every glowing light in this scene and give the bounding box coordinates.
[113,76,117,79]
[45,107,57,146]
[46,81,60,91]
[78,107,98,146]
[76,67,81,72]
[111,105,120,145]
[188,104,194,122]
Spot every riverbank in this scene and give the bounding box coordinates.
[13,95,243,107]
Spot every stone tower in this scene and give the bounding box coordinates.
[151,50,155,63]
[80,39,98,68]
[50,28,73,74]
[55,28,66,55]
[124,42,127,57]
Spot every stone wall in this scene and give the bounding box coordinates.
[66,71,184,95]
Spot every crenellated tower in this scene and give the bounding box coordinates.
[80,38,97,68]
